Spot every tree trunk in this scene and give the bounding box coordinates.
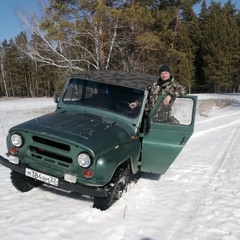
[96,0,105,70]
[1,57,9,97]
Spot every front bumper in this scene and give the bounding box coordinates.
[0,155,109,198]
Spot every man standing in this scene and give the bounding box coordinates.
[129,64,186,124]
[129,65,186,111]
[145,64,186,113]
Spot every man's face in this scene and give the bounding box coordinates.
[160,71,170,81]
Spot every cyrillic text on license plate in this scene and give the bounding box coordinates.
[25,168,59,186]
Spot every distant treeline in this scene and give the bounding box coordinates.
[0,0,239,97]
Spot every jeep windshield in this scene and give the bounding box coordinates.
[62,78,144,118]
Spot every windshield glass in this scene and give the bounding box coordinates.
[62,78,144,118]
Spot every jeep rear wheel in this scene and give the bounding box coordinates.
[93,168,130,210]
[10,171,43,192]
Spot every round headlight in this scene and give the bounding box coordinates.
[77,153,91,168]
[11,134,23,147]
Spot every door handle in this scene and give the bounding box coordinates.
[180,137,186,145]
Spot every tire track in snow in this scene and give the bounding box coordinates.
[192,118,240,138]
[196,110,240,124]
[172,123,240,240]
[193,104,240,138]
[210,127,240,176]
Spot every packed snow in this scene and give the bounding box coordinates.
[0,94,240,240]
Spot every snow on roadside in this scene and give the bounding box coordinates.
[0,98,56,155]
[0,95,240,240]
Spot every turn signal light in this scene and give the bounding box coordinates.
[131,135,136,141]
[83,169,93,179]
[10,147,18,155]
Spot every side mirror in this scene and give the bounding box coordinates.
[53,91,59,103]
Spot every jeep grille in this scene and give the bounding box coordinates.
[32,136,70,151]
[29,136,73,167]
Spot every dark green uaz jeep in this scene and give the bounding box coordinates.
[0,71,197,210]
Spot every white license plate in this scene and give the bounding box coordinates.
[25,168,59,186]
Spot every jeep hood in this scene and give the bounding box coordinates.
[10,112,133,154]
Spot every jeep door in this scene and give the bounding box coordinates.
[141,95,197,174]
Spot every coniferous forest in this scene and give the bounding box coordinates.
[0,0,239,98]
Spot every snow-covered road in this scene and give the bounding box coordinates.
[0,95,240,240]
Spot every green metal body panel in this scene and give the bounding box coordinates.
[141,95,197,174]
[8,110,140,186]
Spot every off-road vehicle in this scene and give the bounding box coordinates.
[0,71,197,210]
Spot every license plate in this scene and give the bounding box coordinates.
[25,168,59,186]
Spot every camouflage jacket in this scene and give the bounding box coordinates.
[145,76,186,112]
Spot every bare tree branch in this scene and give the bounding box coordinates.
[16,3,99,71]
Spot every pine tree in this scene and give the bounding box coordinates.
[199,1,240,92]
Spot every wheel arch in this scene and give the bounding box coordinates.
[95,155,133,185]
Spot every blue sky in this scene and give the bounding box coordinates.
[193,0,240,13]
[0,0,42,43]
[0,0,239,44]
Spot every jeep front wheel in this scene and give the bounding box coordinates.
[10,171,43,192]
[93,167,130,210]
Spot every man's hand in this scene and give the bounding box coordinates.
[129,102,138,109]
[163,95,172,105]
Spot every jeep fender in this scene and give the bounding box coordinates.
[94,140,141,184]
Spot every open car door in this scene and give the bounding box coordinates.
[141,95,197,174]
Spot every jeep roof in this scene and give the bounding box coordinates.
[71,70,158,90]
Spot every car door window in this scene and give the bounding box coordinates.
[152,98,194,125]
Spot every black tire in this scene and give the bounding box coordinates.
[10,171,43,192]
[93,168,130,210]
